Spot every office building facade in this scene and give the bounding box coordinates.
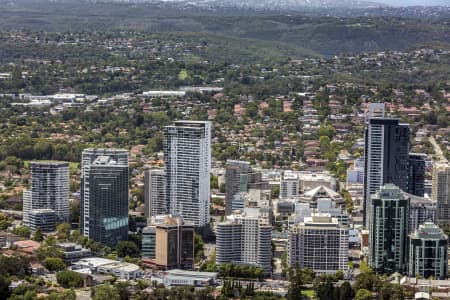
[369,184,409,274]
[164,121,211,227]
[408,222,448,279]
[23,161,70,231]
[81,149,129,246]
[144,169,166,218]
[142,216,194,270]
[288,214,349,275]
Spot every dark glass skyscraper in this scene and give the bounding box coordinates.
[408,153,426,197]
[363,117,410,227]
[81,149,129,247]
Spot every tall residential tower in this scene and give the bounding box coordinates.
[164,121,211,227]
[432,161,450,226]
[369,184,409,274]
[23,161,70,231]
[144,169,166,218]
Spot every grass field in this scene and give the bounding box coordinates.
[178,69,188,80]
[301,289,316,298]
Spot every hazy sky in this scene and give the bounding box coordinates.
[376,0,449,6]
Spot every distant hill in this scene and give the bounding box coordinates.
[0,0,449,57]
[139,0,387,10]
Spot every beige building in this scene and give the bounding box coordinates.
[143,216,194,270]
[432,161,450,226]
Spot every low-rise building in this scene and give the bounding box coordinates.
[56,242,91,264]
[151,269,217,287]
[71,257,143,280]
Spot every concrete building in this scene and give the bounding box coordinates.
[28,209,57,233]
[164,121,211,227]
[71,257,142,280]
[23,161,70,230]
[142,216,194,270]
[288,214,349,275]
[280,171,299,200]
[346,158,364,184]
[298,185,344,208]
[408,222,448,279]
[225,160,267,215]
[408,193,436,234]
[363,113,410,227]
[216,208,272,273]
[151,269,217,288]
[369,184,409,274]
[144,169,166,218]
[81,149,129,247]
[56,242,91,264]
[432,161,450,226]
[298,172,337,193]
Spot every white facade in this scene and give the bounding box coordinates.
[144,169,166,218]
[23,161,70,228]
[164,121,211,227]
[216,208,272,273]
[71,257,143,280]
[279,172,300,200]
[289,214,349,275]
[346,158,364,184]
[432,161,450,226]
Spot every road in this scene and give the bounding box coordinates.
[429,137,448,162]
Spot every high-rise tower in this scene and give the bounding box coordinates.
[81,149,129,246]
[164,121,211,227]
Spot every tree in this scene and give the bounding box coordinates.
[116,240,140,258]
[355,289,372,300]
[44,257,66,272]
[13,226,31,238]
[354,272,380,292]
[338,281,354,300]
[32,228,44,242]
[315,277,335,300]
[56,223,71,240]
[287,267,303,300]
[48,289,76,300]
[36,236,64,261]
[92,283,120,300]
[116,281,131,300]
[0,275,11,299]
[56,270,84,288]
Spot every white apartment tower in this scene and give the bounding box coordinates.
[288,214,349,275]
[164,121,211,227]
[280,171,299,200]
[216,208,272,273]
[432,161,450,226]
[23,161,70,229]
[144,169,166,218]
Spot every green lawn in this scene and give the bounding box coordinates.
[178,69,188,80]
[301,289,316,298]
